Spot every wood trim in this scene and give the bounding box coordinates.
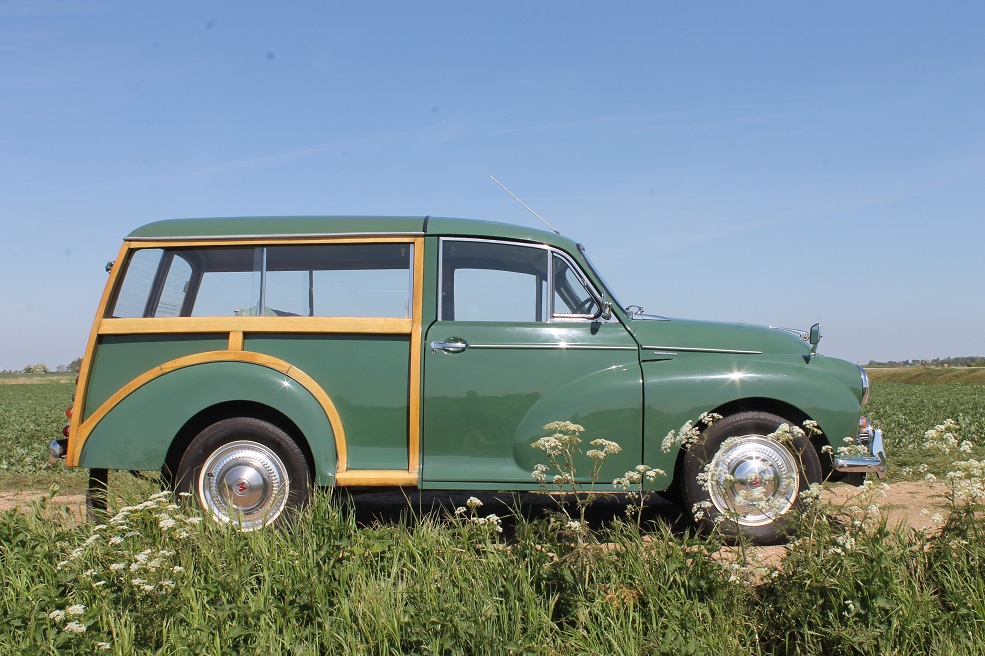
[228,331,244,351]
[71,351,348,474]
[98,316,413,336]
[407,237,425,474]
[127,235,418,249]
[67,242,130,467]
[334,470,418,486]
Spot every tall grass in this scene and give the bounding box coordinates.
[3,479,984,655]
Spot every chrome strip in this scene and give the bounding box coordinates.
[832,428,887,478]
[130,231,425,241]
[468,344,638,351]
[641,345,763,355]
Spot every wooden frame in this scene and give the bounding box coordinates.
[68,235,426,488]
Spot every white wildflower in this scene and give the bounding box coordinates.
[66,604,85,616]
[49,610,65,622]
[466,496,482,510]
[63,621,86,634]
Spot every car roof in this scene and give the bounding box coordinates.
[127,215,578,250]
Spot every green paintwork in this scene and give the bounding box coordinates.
[639,354,863,477]
[80,215,874,491]
[79,361,337,485]
[422,321,643,485]
[246,334,410,470]
[128,216,428,239]
[83,334,228,420]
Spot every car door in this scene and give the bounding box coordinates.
[422,237,642,486]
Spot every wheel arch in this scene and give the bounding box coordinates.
[666,396,836,497]
[77,358,340,486]
[161,400,315,489]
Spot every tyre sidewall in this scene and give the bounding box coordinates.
[682,411,821,544]
[175,417,311,527]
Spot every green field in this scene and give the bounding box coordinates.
[2,370,984,654]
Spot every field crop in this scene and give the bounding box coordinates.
[865,376,985,477]
[0,381,82,486]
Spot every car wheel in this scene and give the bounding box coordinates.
[682,411,821,544]
[175,417,311,531]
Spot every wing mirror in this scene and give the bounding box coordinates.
[809,323,821,355]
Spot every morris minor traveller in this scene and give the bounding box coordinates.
[52,216,885,543]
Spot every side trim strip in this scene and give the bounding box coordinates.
[641,345,763,355]
[468,344,638,351]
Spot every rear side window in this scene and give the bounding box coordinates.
[108,243,412,319]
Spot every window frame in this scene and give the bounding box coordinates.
[437,237,604,323]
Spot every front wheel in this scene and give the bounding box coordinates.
[175,418,311,531]
[682,411,821,544]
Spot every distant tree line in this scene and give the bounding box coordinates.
[0,358,83,375]
[866,356,985,368]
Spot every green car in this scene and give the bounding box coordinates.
[52,216,885,543]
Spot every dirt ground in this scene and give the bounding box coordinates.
[0,480,947,532]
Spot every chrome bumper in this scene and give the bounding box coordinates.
[832,425,887,479]
[49,439,68,464]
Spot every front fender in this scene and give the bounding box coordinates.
[78,361,338,485]
[641,355,863,472]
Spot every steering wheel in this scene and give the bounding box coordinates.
[573,297,598,315]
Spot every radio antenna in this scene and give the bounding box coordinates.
[488,175,561,235]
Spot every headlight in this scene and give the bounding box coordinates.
[857,364,870,407]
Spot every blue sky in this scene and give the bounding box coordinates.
[1,1,982,370]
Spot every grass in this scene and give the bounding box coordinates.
[2,373,985,654]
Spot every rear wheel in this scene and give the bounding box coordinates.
[682,411,821,544]
[175,418,311,531]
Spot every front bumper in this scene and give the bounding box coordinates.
[832,419,887,478]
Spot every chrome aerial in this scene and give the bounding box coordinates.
[707,435,800,527]
[197,440,290,531]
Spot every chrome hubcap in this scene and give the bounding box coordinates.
[198,440,289,531]
[708,435,799,527]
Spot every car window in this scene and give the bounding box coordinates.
[109,243,412,318]
[552,252,599,317]
[265,243,412,318]
[440,240,548,322]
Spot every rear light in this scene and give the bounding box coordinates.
[62,425,71,438]
[65,406,73,419]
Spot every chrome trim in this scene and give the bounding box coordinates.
[467,343,637,351]
[650,350,678,357]
[130,231,425,241]
[832,428,886,478]
[858,365,870,407]
[769,326,810,341]
[640,345,763,355]
[430,340,469,353]
[49,439,67,463]
[437,237,607,324]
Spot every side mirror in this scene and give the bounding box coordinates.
[595,300,612,321]
[809,323,821,354]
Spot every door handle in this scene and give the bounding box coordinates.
[430,339,468,354]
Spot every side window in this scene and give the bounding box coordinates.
[552,253,600,318]
[440,240,548,321]
[109,248,164,318]
[265,243,412,318]
[108,243,413,319]
[190,248,262,317]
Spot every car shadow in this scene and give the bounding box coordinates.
[334,487,694,539]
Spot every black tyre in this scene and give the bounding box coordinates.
[175,417,311,531]
[682,411,821,544]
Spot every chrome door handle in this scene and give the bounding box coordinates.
[430,339,468,354]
